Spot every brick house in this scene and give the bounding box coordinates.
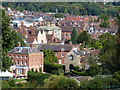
[7,46,44,78]
[38,44,80,65]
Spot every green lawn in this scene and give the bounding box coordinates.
[14,79,26,82]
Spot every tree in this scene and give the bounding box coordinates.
[113,71,120,85]
[42,49,57,64]
[99,14,110,28]
[27,70,50,86]
[53,13,64,18]
[44,75,79,88]
[77,31,91,44]
[1,9,25,71]
[99,33,119,73]
[80,78,103,88]
[86,64,101,76]
[42,49,63,74]
[80,76,114,89]
[71,27,78,44]
[2,81,10,88]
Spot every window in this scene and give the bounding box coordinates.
[25,61,27,66]
[66,33,67,36]
[13,55,15,58]
[55,53,58,55]
[20,56,23,58]
[21,61,24,65]
[25,56,27,59]
[18,69,23,74]
[29,31,31,35]
[16,60,19,65]
[61,53,64,57]
[69,55,74,60]
[59,58,62,64]
[16,55,19,58]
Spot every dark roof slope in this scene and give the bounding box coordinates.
[38,44,73,52]
[8,47,41,54]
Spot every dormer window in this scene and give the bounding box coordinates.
[69,55,74,60]
[61,53,64,57]
[61,48,65,52]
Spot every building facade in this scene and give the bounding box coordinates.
[7,47,44,78]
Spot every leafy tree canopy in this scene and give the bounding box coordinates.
[44,75,79,88]
[1,9,25,71]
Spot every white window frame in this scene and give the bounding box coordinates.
[25,56,27,59]
[59,58,62,64]
[55,53,58,55]
[61,53,64,57]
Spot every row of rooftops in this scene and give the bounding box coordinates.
[8,44,100,56]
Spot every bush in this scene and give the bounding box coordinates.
[44,75,79,88]
[27,71,50,86]
[44,62,63,74]
[2,80,10,88]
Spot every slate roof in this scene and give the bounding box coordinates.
[8,47,40,54]
[38,44,73,52]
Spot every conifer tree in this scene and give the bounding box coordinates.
[71,27,78,44]
[1,9,25,71]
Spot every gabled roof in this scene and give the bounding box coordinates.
[38,44,73,52]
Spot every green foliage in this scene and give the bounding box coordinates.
[71,27,78,44]
[1,9,26,71]
[99,14,110,28]
[113,71,120,85]
[77,31,91,44]
[42,49,63,74]
[87,56,98,65]
[42,49,57,63]
[86,64,101,76]
[8,79,16,87]
[2,2,119,16]
[2,52,13,71]
[80,78,103,88]
[53,13,64,18]
[93,41,103,49]
[98,33,120,73]
[2,79,16,88]
[100,20,110,28]
[44,62,63,74]
[2,80,10,88]
[71,70,87,76]
[27,70,50,86]
[44,75,79,88]
[35,69,38,73]
[80,76,115,89]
